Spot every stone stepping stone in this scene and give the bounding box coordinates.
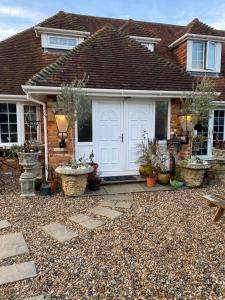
[104,194,133,201]
[99,199,115,208]
[0,261,37,286]
[0,220,11,229]
[0,232,29,260]
[24,295,44,300]
[115,201,132,209]
[69,214,105,230]
[41,222,77,243]
[91,206,123,220]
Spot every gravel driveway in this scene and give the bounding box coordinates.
[0,176,224,299]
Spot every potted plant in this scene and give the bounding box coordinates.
[87,151,99,181]
[136,132,157,187]
[41,180,52,196]
[88,176,101,191]
[154,142,171,185]
[170,171,184,189]
[55,157,93,196]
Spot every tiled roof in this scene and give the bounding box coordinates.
[0,11,224,97]
[27,26,194,91]
[175,18,225,40]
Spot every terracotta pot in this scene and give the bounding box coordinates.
[157,173,170,185]
[146,177,156,187]
[48,180,58,193]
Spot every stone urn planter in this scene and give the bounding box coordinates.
[18,152,39,197]
[177,162,210,188]
[55,165,93,196]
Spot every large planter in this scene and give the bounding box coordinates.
[178,162,209,188]
[55,166,93,196]
[18,152,39,197]
[212,148,225,160]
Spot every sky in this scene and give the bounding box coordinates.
[0,0,225,41]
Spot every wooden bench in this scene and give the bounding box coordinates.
[202,194,225,222]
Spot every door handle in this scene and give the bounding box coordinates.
[121,133,124,143]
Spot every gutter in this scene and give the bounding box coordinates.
[169,33,225,49]
[26,93,49,181]
[22,86,220,98]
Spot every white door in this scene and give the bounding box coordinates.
[125,101,155,170]
[94,101,123,173]
[93,100,154,175]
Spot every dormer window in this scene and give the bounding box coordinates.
[47,35,77,50]
[34,26,90,51]
[129,36,161,52]
[192,41,216,70]
[187,39,222,73]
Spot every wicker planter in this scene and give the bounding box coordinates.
[55,166,93,196]
[212,148,225,160]
[178,163,209,188]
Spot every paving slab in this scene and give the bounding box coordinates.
[69,214,105,230]
[0,232,29,260]
[99,199,115,208]
[24,296,44,300]
[0,261,37,285]
[41,222,77,243]
[104,183,145,194]
[115,201,132,209]
[0,220,11,229]
[91,206,123,220]
[104,194,133,201]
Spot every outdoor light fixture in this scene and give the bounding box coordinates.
[179,115,194,133]
[55,114,69,148]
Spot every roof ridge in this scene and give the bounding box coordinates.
[27,25,113,86]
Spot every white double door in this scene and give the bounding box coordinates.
[93,100,155,175]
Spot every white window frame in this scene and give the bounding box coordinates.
[141,42,154,51]
[41,33,84,50]
[187,40,221,73]
[0,102,41,148]
[206,41,217,70]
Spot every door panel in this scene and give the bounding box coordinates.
[94,101,123,172]
[125,102,154,170]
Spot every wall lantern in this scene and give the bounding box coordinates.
[55,114,69,148]
[178,115,194,133]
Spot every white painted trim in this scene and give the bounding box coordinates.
[34,26,90,38]
[169,33,225,49]
[167,99,171,139]
[22,86,221,98]
[0,95,27,102]
[129,35,161,44]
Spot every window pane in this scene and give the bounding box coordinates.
[0,114,8,123]
[193,121,208,156]
[207,42,216,70]
[24,105,38,140]
[155,101,168,140]
[8,104,16,113]
[213,110,224,146]
[0,103,18,144]
[49,36,77,47]
[78,102,92,142]
[0,104,7,112]
[192,42,204,69]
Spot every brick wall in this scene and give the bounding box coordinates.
[173,41,187,69]
[47,96,74,170]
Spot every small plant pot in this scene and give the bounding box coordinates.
[41,186,52,196]
[157,173,170,185]
[146,177,156,187]
[48,180,58,193]
[35,178,43,191]
[87,163,99,181]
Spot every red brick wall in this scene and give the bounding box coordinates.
[173,41,187,69]
[47,96,74,170]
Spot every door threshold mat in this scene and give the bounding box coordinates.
[103,175,136,182]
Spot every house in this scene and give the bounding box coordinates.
[1,11,225,177]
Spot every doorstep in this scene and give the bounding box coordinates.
[101,175,146,185]
[84,182,175,196]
